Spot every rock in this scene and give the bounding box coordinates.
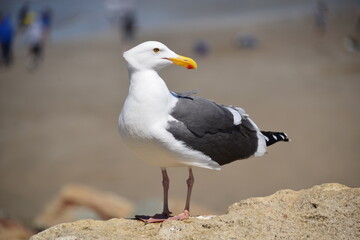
[30,183,360,240]
[34,184,134,229]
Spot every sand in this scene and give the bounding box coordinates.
[0,9,359,226]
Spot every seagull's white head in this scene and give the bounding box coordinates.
[123,41,197,72]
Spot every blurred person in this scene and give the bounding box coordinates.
[40,6,53,40]
[356,0,360,34]
[17,1,31,32]
[233,33,258,49]
[314,0,328,34]
[24,12,46,71]
[121,8,136,46]
[105,0,137,49]
[0,13,15,67]
[193,39,210,57]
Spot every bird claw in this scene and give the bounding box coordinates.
[167,210,190,221]
[135,210,190,223]
[135,213,172,223]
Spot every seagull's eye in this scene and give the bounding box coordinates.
[153,48,160,53]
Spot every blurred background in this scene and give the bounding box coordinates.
[0,0,359,237]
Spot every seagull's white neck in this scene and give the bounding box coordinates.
[119,69,177,138]
[128,70,173,110]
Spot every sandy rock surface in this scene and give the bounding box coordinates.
[30,183,360,240]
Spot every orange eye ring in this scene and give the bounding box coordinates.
[153,48,160,53]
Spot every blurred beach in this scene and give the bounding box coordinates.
[0,0,359,228]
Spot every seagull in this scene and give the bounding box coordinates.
[118,41,289,223]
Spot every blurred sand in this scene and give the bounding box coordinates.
[0,10,359,226]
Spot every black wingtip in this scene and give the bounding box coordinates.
[261,131,290,147]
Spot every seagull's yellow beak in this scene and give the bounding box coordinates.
[167,55,197,69]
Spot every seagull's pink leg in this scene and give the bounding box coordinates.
[168,168,194,221]
[161,168,172,216]
[137,168,173,223]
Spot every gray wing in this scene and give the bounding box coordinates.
[170,96,234,136]
[167,96,259,166]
